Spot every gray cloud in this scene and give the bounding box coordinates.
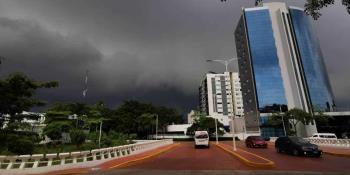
[0,0,349,112]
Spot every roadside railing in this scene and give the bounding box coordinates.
[269,137,350,148]
[0,139,173,171]
[305,138,350,148]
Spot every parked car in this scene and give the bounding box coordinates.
[194,131,209,148]
[245,136,267,148]
[341,132,350,139]
[275,136,322,157]
[309,133,337,140]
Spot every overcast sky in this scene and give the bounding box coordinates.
[0,0,349,113]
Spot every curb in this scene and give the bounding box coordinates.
[216,144,275,168]
[108,143,180,169]
[323,151,350,158]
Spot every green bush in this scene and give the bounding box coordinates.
[8,138,34,155]
[70,129,86,148]
[101,136,113,147]
[87,132,99,144]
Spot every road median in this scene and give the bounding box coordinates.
[216,143,275,169]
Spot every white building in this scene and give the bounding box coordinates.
[199,72,244,126]
[187,110,196,124]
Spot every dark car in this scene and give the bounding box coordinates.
[245,136,267,148]
[275,136,322,157]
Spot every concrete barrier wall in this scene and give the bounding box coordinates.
[0,139,173,174]
[269,137,350,148]
[305,138,350,148]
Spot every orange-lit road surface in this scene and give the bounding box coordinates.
[37,143,177,175]
[120,142,249,170]
[40,141,350,175]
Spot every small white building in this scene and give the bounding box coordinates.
[166,124,192,135]
[187,110,196,124]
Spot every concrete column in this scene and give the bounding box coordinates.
[70,152,80,164]
[18,155,30,169]
[91,149,100,160]
[113,148,117,157]
[59,153,70,165]
[81,151,90,162]
[45,154,57,167]
[31,154,43,168]
[6,156,17,170]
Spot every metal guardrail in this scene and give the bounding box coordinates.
[0,139,173,170]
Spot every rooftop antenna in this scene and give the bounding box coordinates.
[255,0,263,7]
[82,70,89,98]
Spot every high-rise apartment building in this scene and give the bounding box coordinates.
[235,2,335,136]
[199,72,244,127]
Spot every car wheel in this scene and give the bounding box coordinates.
[292,149,299,156]
[194,145,197,149]
[276,147,281,153]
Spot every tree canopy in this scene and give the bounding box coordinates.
[220,0,350,20]
[187,111,225,136]
[0,73,58,129]
[268,108,331,136]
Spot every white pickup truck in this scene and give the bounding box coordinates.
[309,133,337,140]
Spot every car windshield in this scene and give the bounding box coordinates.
[290,137,309,144]
[252,136,264,141]
[196,134,209,139]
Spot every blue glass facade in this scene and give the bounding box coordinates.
[244,9,287,112]
[290,9,334,111]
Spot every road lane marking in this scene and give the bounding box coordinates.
[216,143,275,168]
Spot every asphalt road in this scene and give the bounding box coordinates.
[221,141,350,172]
[87,141,350,175]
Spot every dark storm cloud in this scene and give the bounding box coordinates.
[0,0,349,111]
[0,17,102,100]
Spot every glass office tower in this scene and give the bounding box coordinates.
[289,8,335,112]
[235,2,335,136]
[244,8,288,112]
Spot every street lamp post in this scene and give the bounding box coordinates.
[155,114,158,140]
[206,58,237,72]
[280,106,287,136]
[215,118,218,144]
[206,58,238,151]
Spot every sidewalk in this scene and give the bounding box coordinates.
[320,146,350,157]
